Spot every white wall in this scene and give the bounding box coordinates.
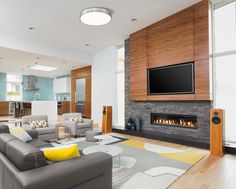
[92,46,118,128]
[0,31,92,64]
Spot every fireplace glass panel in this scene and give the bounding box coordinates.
[151,113,197,129]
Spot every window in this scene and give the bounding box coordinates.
[6,74,22,101]
[116,44,125,128]
[214,0,236,145]
[214,1,236,53]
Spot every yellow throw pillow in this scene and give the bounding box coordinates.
[41,144,80,162]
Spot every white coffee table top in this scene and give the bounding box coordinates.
[94,135,113,140]
[83,145,122,157]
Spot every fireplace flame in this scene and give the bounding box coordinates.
[153,118,196,128]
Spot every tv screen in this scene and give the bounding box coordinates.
[148,63,194,95]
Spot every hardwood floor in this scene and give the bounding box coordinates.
[112,133,236,189]
[1,115,236,189]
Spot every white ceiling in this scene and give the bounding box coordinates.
[0,0,202,77]
[0,47,88,78]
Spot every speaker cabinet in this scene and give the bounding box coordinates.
[102,106,112,133]
[210,108,224,156]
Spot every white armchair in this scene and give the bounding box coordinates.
[62,113,93,137]
[22,115,58,141]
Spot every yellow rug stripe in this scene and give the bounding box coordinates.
[159,151,204,165]
[121,139,145,150]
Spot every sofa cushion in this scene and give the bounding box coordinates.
[41,144,80,162]
[0,133,17,154]
[6,138,48,171]
[0,125,10,134]
[36,127,55,135]
[22,115,48,124]
[27,138,53,149]
[76,122,92,129]
[10,127,32,142]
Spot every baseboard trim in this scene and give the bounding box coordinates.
[225,147,236,154]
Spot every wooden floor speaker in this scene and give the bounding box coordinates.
[210,108,224,157]
[102,106,112,133]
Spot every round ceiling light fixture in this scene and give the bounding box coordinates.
[80,7,112,26]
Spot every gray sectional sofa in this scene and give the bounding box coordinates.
[0,125,112,189]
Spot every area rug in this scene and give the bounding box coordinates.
[112,139,204,189]
[51,136,204,189]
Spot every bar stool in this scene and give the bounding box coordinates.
[19,102,24,117]
[14,102,20,118]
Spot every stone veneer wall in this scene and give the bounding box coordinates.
[125,40,212,143]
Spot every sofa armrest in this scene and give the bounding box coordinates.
[82,118,93,124]
[25,129,38,139]
[16,152,112,189]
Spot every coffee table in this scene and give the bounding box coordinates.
[94,135,113,144]
[83,145,122,167]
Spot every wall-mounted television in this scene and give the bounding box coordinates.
[148,62,195,95]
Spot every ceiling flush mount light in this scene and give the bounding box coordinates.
[30,65,58,72]
[80,7,112,26]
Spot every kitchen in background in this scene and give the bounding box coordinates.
[0,72,71,117]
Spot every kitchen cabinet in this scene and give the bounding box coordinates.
[0,101,9,116]
[53,77,71,94]
[58,101,70,115]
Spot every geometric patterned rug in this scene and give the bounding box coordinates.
[112,139,204,189]
[51,136,204,189]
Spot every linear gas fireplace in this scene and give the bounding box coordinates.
[151,113,197,129]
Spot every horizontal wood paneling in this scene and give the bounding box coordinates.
[194,0,211,60]
[129,0,212,101]
[0,102,9,116]
[130,29,147,100]
[147,94,195,101]
[147,21,194,68]
[148,7,194,31]
[195,59,210,95]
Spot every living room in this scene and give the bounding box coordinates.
[0,0,236,188]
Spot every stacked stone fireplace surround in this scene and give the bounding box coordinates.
[124,40,212,147]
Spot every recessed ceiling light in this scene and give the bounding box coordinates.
[29,26,35,30]
[131,18,137,22]
[80,7,112,26]
[30,65,58,72]
[85,44,90,47]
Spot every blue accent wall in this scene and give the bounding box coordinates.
[56,93,71,100]
[0,72,6,100]
[22,76,54,101]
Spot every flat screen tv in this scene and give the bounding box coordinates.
[148,62,194,95]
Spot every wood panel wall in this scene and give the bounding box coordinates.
[0,101,9,116]
[129,0,212,101]
[71,66,91,118]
